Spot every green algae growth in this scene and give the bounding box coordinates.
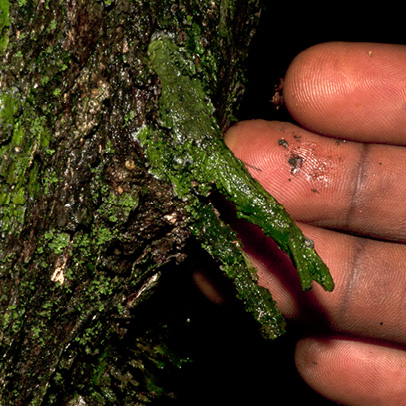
[0,0,9,54]
[135,33,334,339]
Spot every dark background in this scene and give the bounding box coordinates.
[146,3,404,405]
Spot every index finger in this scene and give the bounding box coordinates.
[284,42,406,145]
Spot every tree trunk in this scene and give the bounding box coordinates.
[0,1,333,404]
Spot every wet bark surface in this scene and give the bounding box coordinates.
[0,0,263,404]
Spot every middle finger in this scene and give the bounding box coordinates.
[225,119,406,242]
[242,221,406,345]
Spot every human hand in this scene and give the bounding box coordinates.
[224,42,406,405]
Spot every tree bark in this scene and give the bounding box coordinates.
[0,1,334,404]
[0,1,264,404]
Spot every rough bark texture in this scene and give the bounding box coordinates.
[0,0,337,404]
[0,1,264,404]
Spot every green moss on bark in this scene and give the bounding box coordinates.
[0,0,333,404]
[137,33,333,338]
[0,0,9,54]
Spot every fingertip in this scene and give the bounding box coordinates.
[295,336,406,405]
[224,119,269,151]
[283,41,358,138]
[284,42,406,144]
[223,122,240,150]
[283,43,330,127]
[223,120,289,184]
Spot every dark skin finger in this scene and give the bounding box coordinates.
[223,42,406,405]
